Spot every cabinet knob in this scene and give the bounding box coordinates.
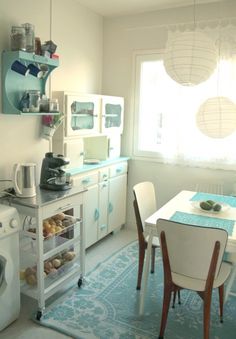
[10,218,18,228]
[108,203,113,214]
[82,178,90,185]
[94,208,100,221]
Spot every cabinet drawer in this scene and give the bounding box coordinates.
[98,168,109,182]
[109,162,128,178]
[42,194,83,219]
[72,172,98,188]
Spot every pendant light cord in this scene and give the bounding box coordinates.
[48,0,53,99]
[216,1,222,96]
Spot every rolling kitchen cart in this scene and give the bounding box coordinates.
[5,186,86,320]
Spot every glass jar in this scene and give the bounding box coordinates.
[39,95,50,112]
[35,37,42,55]
[19,92,30,112]
[22,23,35,53]
[49,99,59,113]
[11,26,26,51]
[19,90,40,113]
[28,90,40,112]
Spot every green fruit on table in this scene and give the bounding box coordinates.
[213,203,222,212]
[200,201,213,211]
[206,200,215,206]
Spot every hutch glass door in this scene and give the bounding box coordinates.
[101,96,124,135]
[66,94,100,136]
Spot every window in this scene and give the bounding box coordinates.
[133,51,236,170]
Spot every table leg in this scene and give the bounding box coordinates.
[225,264,236,302]
[139,230,153,315]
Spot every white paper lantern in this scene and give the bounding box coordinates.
[196,96,236,138]
[164,31,218,86]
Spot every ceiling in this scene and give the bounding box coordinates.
[76,0,220,17]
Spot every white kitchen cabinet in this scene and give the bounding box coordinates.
[51,92,124,169]
[108,163,127,233]
[98,168,109,240]
[53,91,100,137]
[72,160,128,249]
[84,184,99,248]
[107,134,121,159]
[52,91,124,137]
[52,138,84,170]
[72,171,98,248]
[108,174,127,233]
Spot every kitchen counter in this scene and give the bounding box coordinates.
[67,156,130,176]
[1,185,86,209]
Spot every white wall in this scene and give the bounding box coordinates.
[0,0,103,187]
[102,0,236,229]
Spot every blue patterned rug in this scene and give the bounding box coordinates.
[35,241,236,338]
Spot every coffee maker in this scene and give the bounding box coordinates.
[40,152,71,191]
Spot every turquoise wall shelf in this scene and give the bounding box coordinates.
[1,50,59,115]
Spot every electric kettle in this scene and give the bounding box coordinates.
[12,163,37,198]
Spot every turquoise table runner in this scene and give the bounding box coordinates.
[191,192,236,207]
[170,211,234,236]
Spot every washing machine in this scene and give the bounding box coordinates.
[0,204,20,331]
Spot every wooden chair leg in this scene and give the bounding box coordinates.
[137,245,145,290]
[159,284,172,339]
[203,292,212,339]
[218,285,224,323]
[172,290,177,308]
[151,246,155,273]
[178,290,181,304]
[172,288,181,308]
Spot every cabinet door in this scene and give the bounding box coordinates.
[65,94,100,136]
[101,96,124,135]
[108,174,127,232]
[84,185,99,248]
[64,139,84,169]
[98,181,109,240]
[107,135,121,159]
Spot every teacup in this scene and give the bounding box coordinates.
[11,60,29,76]
[28,63,43,78]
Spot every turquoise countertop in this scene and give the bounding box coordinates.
[67,157,130,176]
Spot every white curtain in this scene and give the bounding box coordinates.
[159,20,236,170]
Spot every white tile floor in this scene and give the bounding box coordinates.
[0,227,137,339]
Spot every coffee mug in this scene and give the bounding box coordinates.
[28,63,43,78]
[39,64,49,78]
[11,60,29,76]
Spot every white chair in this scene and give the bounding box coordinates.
[133,182,159,290]
[156,219,232,339]
[195,181,236,302]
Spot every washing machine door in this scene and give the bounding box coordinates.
[0,253,13,296]
[0,256,5,285]
[0,255,7,295]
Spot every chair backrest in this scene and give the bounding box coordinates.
[156,219,228,281]
[133,181,157,232]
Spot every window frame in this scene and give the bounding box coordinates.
[132,49,236,171]
[133,50,165,161]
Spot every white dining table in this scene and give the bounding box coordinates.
[139,190,236,314]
